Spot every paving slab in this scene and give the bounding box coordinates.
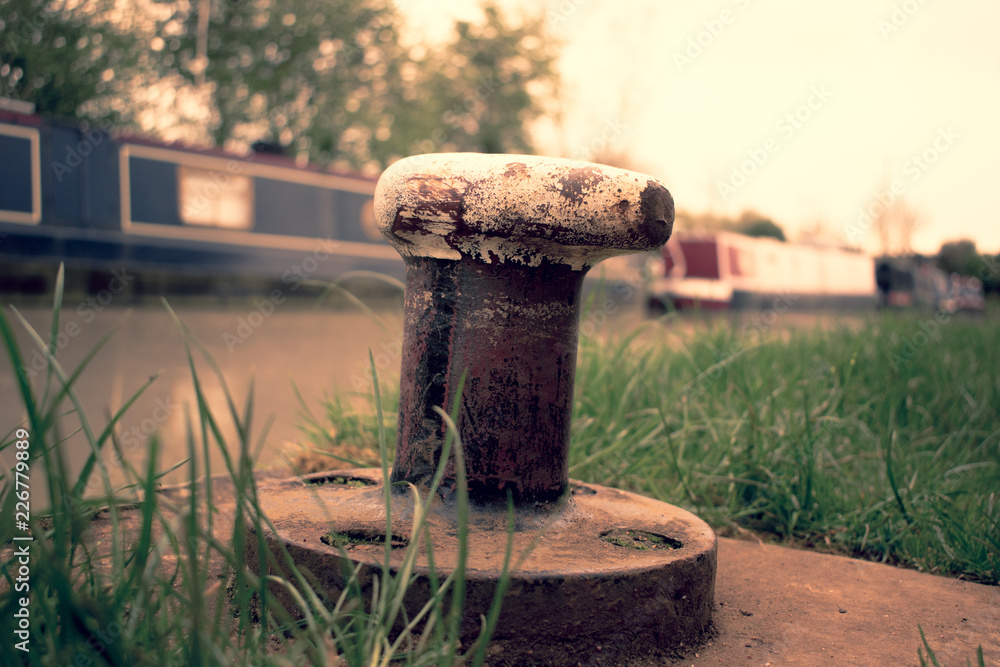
[225,475,998,666]
[73,475,999,666]
[672,536,999,666]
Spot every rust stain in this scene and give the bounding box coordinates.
[391,177,467,242]
[502,162,529,179]
[556,166,605,205]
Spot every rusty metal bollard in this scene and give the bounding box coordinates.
[249,154,717,666]
[375,153,673,503]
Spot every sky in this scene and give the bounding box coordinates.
[398,0,1000,255]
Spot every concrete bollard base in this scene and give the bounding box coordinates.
[246,468,717,666]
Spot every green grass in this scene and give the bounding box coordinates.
[0,267,504,666]
[919,625,987,667]
[568,310,999,584]
[1,268,994,664]
[306,310,999,585]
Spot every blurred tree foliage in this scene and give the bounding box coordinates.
[1,0,559,173]
[739,216,786,242]
[165,0,411,171]
[418,4,558,156]
[937,240,999,296]
[985,255,1000,297]
[937,240,980,277]
[0,0,142,123]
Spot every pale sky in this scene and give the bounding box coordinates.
[399,0,1000,255]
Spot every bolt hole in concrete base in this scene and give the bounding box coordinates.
[321,529,409,550]
[246,469,718,666]
[302,472,376,488]
[601,528,683,550]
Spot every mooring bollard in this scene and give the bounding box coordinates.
[377,153,673,504]
[249,154,717,666]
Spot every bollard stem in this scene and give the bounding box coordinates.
[375,153,674,506]
[392,255,585,503]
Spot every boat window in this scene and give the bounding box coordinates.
[728,247,742,276]
[178,165,253,229]
[679,241,720,279]
[0,123,41,224]
[360,199,381,241]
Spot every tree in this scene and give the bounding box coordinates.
[416,3,559,156]
[150,0,414,171]
[740,217,785,242]
[873,197,921,256]
[937,240,981,277]
[3,1,560,173]
[0,0,144,124]
[982,253,1000,297]
[146,0,558,170]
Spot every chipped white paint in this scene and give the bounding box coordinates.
[374,153,673,269]
[463,298,576,330]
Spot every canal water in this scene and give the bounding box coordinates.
[6,251,816,495]
[0,302,407,490]
[0,288,862,496]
